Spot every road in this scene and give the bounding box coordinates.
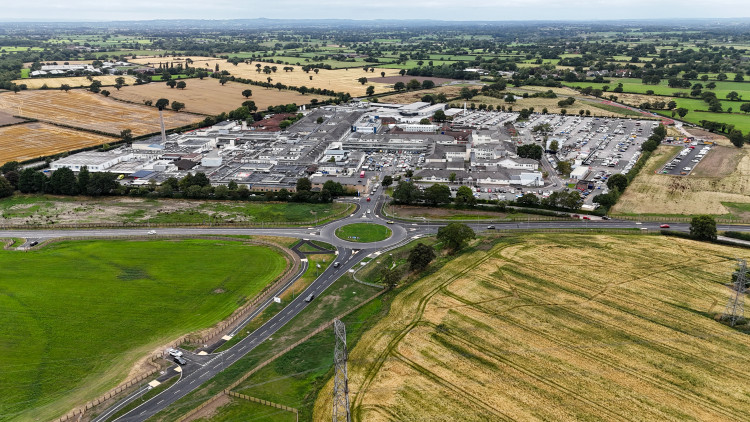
[4,188,749,422]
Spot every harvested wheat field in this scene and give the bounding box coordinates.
[612,145,750,216]
[132,58,403,97]
[12,75,137,89]
[0,122,114,164]
[0,90,202,136]
[314,234,750,422]
[109,79,331,115]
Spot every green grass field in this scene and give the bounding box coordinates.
[193,397,297,422]
[0,238,287,421]
[335,223,392,243]
[562,77,750,102]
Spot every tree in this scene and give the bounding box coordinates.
[606,173,628,192]
[366,85,375,96]
[690,215,717,241]
[171,101,185,112]
[433,109,446,122]
[322,180,345,198]
[437,222,475,253]
[381,71,386,78]
[48,167,78,195]
[120,129,133,143]
[421,80,435,89]
[448,172,457,183]
[717,73,728,81]
[166,80,177,88]
[726,91,740,101]
[358,77,368,85]
[557,160,572,177]
[393,181,421,204]
[60,84,71,92]
[408,243,436,272]
[740,103,750,114]
[241,89,253,98]
[176,81,187,90]
[0,176,13,198]
[100,90,110,97]
[296,177,312,192]
[77,166,90,194]
[729,130,745,148]
[548,140,559,153]
[155,98,170,110]
[516,193,539,206]
[382,265,403,290]
[676,107,689,118]
[394,81,406,91]
[516,144,543,160]
[642,139,659,152]
[423,184,451,206]
[454,185,476,207]
[219,77,229,86]
[381,175,393,187]
[407,79,421,90]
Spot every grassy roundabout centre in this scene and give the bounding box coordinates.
[335,223,392,243]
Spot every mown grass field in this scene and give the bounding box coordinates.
[0,238,287,422]
[0,122,115,165]
[612,145,750,216]
[314,233,750,421]
[109,78,330,115]
[335,223,392,243]
[0,90,202,136]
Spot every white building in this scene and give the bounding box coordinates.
[51,151,134,172]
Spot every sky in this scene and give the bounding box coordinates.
[1,0,748,21]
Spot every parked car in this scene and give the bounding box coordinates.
[582,216,591,220]
[174,356,187,365]
[571,214,580,219]
[601,216,611,220]
[660,224,670,228]
[168,348,183,358]
[29,241,38,247]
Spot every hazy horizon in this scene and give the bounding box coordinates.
[1,0,749,23]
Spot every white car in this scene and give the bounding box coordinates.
[148,230,156,235]
[168,348,183,358]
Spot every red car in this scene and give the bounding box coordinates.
[366,197,371,202]
[582,216,591,220]
[660,224,670,228]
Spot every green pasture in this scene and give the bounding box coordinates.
[0,238,287,421]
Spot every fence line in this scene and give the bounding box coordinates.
[614,214,750,224]
[177,288,387,422]
[227,391,299,415]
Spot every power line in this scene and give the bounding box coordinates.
[332,318,351,422]
[722,258,746,327]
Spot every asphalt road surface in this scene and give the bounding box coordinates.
[4,189,749,422]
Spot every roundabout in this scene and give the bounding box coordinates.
[335,222,392,243]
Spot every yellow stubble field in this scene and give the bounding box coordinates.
[12,75,138,90]
[0,122,114,163]
[109,78,331,115]
[314,234,750,421]
[0,90,203,136]
[133,57,402,97]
